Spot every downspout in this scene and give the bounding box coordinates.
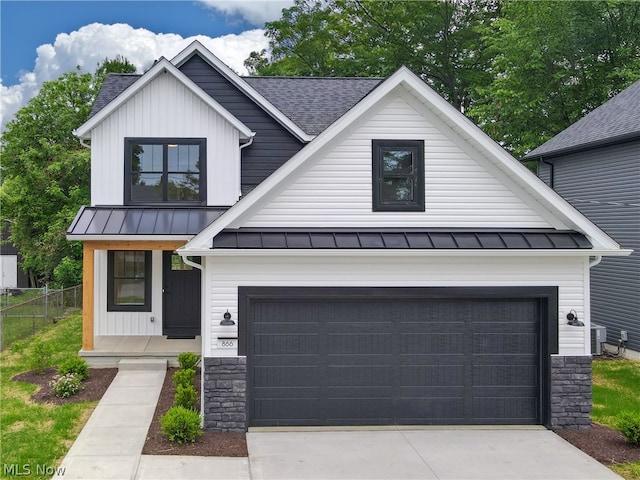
[181,255,204,272]
[539,156,554,189]
[589,255,602,268]
[240,134,255,151]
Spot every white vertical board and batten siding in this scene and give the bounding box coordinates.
[242,95,557,229]
[205,255,590,357]
[93,250,163,335]
[90,73,241,206]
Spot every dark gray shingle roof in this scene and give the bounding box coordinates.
[526,79,640,158]
[90,74,140,117]
[212,228,592,250]
[89,73,382,136]
[244,76,383,135]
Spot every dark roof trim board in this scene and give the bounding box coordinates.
[67,207,228,237]
[212,228,592,250]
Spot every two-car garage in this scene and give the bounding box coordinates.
[239,287,557,428]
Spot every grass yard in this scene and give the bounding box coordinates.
[0,313,96,480]
[592,358,640,480]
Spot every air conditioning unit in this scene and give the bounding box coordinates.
[591,324,607,355]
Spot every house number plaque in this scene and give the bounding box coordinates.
[218,337,237,349]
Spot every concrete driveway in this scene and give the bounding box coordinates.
[247,428,621,480]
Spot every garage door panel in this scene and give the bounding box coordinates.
[473,365,537,386]
[327,365,393,386]
[327,333,393,354]
[253,366,319,388]
[326,398,392,421]
[472,396,538,421]
[473,333,537,354]
[400,333,465,354]
[253,398,319,423]
[400,365,465,387]
[252,333,318,355]
[396,397,465,423]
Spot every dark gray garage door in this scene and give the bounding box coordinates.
[240,287,552,427]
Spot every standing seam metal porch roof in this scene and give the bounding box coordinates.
[211,228,592,250]
[67,207,227,237]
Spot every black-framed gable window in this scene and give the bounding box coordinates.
[125,138,206,205]
[107,251,152,312]
[372,140,425,211]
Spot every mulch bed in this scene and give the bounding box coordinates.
[12,367,117,405]
[555,423,640,465]
[141,367,248,457]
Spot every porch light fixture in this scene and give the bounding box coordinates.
[566,310,584,327]
[220,310,235,326]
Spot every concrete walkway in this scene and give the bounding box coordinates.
[53,360,249,480]
[53,361,620,480]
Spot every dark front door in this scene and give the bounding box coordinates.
[163,251,201,338]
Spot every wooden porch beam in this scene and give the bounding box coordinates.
[82,243,95,351]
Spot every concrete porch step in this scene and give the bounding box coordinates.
[118,359,168,371]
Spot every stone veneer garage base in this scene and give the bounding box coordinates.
[203,356,592,432]
[203,357,247,432]
[550,356,592,430]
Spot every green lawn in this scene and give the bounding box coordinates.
[592,357,640,480]
[0,313,97,480]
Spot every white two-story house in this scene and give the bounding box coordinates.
[68,41,628,432]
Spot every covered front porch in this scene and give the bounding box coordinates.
[80,335,201,367]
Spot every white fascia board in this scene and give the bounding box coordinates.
[73,57,254,141]
[66,235,194,242]
[177,248,633,258]
[171,40,314,143]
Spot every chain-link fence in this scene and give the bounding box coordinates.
[0,285,82,351]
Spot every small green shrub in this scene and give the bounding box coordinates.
[174,384,198,410]
[58,356,89,380]
[617,411,640,446]
[177,352,201,370]
[160,406,202,444]
[49,373,83,398]
[172,368,195,389]
[29,341,54,374]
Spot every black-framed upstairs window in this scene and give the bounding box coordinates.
[125,138,206,205]
[372,140,425,211]
[107,251,152,312]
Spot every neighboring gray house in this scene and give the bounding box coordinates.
[525,79,640,353]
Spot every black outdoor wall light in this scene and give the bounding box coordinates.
[566,310,584,327]
[220,310,235,326]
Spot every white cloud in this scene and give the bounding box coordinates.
[200,0,293,26]
[0,23,269,131]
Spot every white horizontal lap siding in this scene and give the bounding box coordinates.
[91,74,240,206]
[93,250,162,336]
[205,255,589,357]
[243,96,552,228]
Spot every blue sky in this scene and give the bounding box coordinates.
[0,0,291,129]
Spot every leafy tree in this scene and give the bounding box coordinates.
[246,0,498,111]
[1,59,136,286]
[469,0,640,156]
